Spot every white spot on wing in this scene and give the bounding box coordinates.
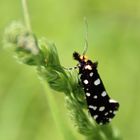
[83,79,89,84]
[101,91,107,97]
[99,122,103,125]
[89,105,97,110]
[86,92,91,97]
[109,118,112,122]
[99,106,105,111]
[109,99,117,103]
[93,115,98,119]
[105,112,108,116]
[89,72,94,77]
[93,95,98,99]
[85,65,92,70]
[94,78,100,85]
[113,111,116,115]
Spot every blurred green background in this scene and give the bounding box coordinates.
[0,0,140,140]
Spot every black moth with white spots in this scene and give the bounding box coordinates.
[73,52,119,125]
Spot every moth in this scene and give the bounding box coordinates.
[73,52,119,125]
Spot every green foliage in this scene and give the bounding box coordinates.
[4,22,122,140]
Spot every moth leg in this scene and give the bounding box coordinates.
[92,61,98,69]
[63,66,78,71]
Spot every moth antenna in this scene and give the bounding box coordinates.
[82,17,88,56]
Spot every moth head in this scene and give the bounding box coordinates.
[73,51,88,62]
